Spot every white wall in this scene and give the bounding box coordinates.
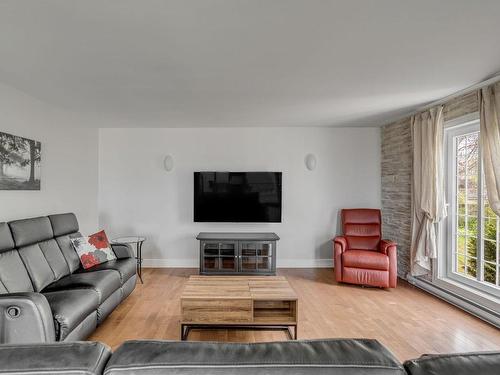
[99,127,380,267]
[0,83,99,233]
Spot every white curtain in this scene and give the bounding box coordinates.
[479,83,500,217]
[410,105,447,276]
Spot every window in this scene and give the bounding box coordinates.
[445,118,500,296]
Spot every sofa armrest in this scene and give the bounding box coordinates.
[0,292,55,344]
[404,351,500,375]
[380,239,397,255]
[111,243,135,259]
[0,341,111,375]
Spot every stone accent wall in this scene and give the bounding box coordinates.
[381,118,412,277]
[443,91,478,121]
[381,91,478,279]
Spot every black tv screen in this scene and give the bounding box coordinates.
[194,172,282,222]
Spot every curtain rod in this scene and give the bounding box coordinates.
[386,71,500,124]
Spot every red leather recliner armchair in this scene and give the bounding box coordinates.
[333,209,397,288]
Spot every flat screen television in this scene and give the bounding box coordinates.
[194,172,282,222]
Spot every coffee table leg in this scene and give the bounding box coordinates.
[286,325,298,340]
[181,324,190,341]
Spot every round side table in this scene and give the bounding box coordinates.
[111,236,146,284]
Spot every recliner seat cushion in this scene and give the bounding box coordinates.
[78,258,136,284]
[343,250,389,271]
[44,270,121,303]
[43,289,99,341]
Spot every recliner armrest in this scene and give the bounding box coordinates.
[380,239,397,255]
[0,292,55,344]
[333,236,348,283]
[111,243,135,259]
[333,236,348,252]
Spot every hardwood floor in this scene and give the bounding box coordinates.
[89,268,500,361]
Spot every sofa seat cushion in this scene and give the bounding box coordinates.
[43,289,99,341]
[44,270,121,303]
[78,258,136,285]
[343,250,389,271]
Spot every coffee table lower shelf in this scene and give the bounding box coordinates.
[180,322,298,341]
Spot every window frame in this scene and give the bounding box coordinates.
[442,115,500,297]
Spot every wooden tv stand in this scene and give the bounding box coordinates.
[196,232,279,275]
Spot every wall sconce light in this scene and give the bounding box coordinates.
[163,155,174,172]
[304,153,317,171]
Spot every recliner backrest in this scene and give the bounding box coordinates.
[342,208,382,251]
[0,222,34,294]
[49,213,83,273]
[9,217,71,292]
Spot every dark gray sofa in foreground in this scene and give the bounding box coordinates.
[0,213,137,343]
[0,339,499,375]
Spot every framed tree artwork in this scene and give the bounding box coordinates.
[0,131,41,190]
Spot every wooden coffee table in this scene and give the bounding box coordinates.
[180,276,298,340]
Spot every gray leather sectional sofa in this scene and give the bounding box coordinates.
[0,213,136,343]
[0,339,498,375]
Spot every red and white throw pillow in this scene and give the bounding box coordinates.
[71,230,117,269]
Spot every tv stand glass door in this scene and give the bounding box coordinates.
[240,242,273,273]
[201,241,238,273]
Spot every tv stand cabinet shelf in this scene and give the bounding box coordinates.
[196,232,279,276]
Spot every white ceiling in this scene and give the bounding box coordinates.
[1,0,500,127]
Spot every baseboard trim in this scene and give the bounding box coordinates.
[407,275,500,328]
[142,259,197,268]
[278,259,333,268]
[142,258,333,269]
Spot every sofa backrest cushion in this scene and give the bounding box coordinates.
[0,342,111,375]
[0,222,15,253]
[18,238,73,292]
[9,216,54,248]
[56,232,85,273]
[17,244,55,292]
[0,250,34,294]
[404,351,500,375]
[49,213,79,237]
[0,222,34,294]
[105,339,406,374]
[9,216,72,291]
[48,213,83,273]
